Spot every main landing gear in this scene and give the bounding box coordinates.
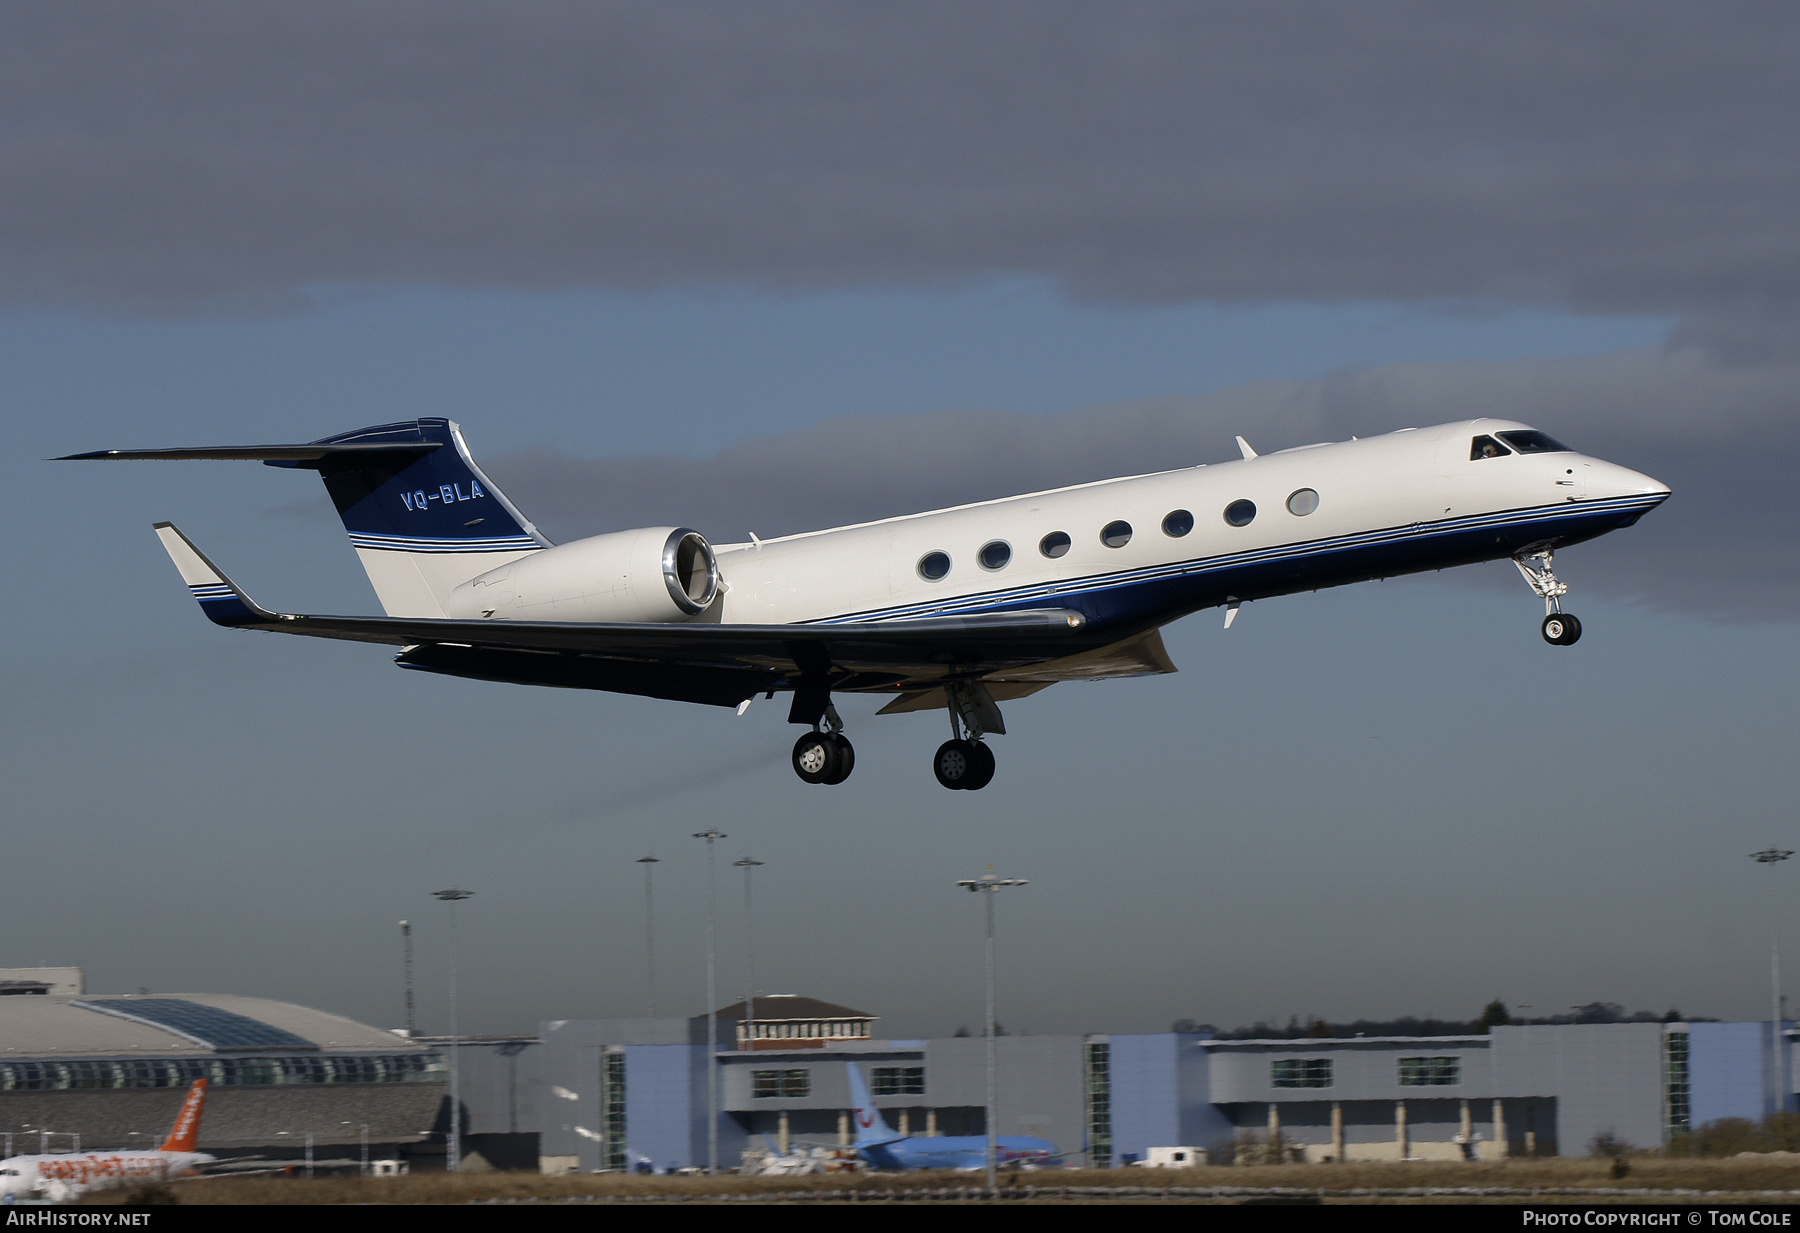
[934,681,1003,791]
[782,681,1006,790]
[1515,548,1582,646]
[791,706,855,786]
[934,737,995,791]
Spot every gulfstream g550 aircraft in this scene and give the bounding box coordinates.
[62,418,1667,790]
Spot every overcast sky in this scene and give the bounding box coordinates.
[4,4,1798,1041]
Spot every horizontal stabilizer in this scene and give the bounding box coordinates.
[57,443,439,463]
[153,523,274,626]
[64,419,546,618]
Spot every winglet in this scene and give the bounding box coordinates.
[159,1079,207,1152]
[1236,435,1258,460]
[153,523,275,626]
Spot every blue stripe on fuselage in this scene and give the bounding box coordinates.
[806,494,1664,631]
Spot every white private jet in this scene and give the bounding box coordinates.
[62,418,1667,790]
[0,1079,211,1201]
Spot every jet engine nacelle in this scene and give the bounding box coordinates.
[445,527,719,623]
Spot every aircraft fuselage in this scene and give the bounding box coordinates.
[711,418,1667,632]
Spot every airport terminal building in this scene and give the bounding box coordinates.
[520,999,1797,1172]
[8,972,1794,1173]
[0,969,446,1166]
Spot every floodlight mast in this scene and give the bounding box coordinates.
[734,857,764,1052]
[400,920,414,1038]
[957,869,1026,1194]
[432,887,475,1174]
[1751,848,1793,1117]
[637,855,660,1017]
[693,828,726,1174]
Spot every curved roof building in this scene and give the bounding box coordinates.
[0,989,445,1158]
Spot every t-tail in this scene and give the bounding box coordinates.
[60,418,548,618]
[159,1079,207,1153]
[846,1062,906,1148]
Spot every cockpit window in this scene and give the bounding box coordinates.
[1470,434,1512,460]
[1496,430,1570,454]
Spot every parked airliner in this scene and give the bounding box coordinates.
[62,418,1667,789]
[844,1062,1057,1170]
[0,1079,210,1201]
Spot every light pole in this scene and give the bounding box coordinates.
[637,855,660,1017]
[734,856,764,1052]
[957,868,1026,1194]
[1751,848,1793,1117]
[344,1121,368,1176]
[275,1131,314,1178]
[693,828,726,1174]
[400,920,415,1037]
[433,887,475,1174]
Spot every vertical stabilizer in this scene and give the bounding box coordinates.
[270,418,549,617]
[159,1079,207,1152]
[846,1063,903,1147]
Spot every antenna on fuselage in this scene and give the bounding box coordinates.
[1235,436,1257,460]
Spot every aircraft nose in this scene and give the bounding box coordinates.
[1585,459,1671,501]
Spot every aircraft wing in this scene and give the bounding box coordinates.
[153,523,1098,705]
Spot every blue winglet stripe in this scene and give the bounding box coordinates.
[186,584,258,624]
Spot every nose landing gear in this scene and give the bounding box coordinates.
[1541,612,1582,646]
[1515,549,1582,646]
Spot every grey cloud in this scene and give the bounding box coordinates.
[6,3,1800,353]
[478,348,1800,621]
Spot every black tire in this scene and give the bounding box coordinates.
[821,734,855,785]
[1559,613,1582,645]
[1542,613,1575,645]
[934,739,977,790]
[793,732,834,784]
[963,741,996,791]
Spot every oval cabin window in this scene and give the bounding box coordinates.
[1101,521,1133,548]
[1223,500,1257,527]
[1286,489,1319,516]
[1040,532,1071,559]
[918,551,951,581]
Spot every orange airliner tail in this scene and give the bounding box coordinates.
[158,1079,207,1152]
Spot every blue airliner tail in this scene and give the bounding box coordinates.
[846,1063,906,1149]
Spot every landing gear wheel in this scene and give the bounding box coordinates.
[934,739,995,790]
[963,740,996,791]
[793,731,855,785]
[1541,613,1583,646]
[792,732,833,784]
[934,739,975,790]
[820,734,855,785]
